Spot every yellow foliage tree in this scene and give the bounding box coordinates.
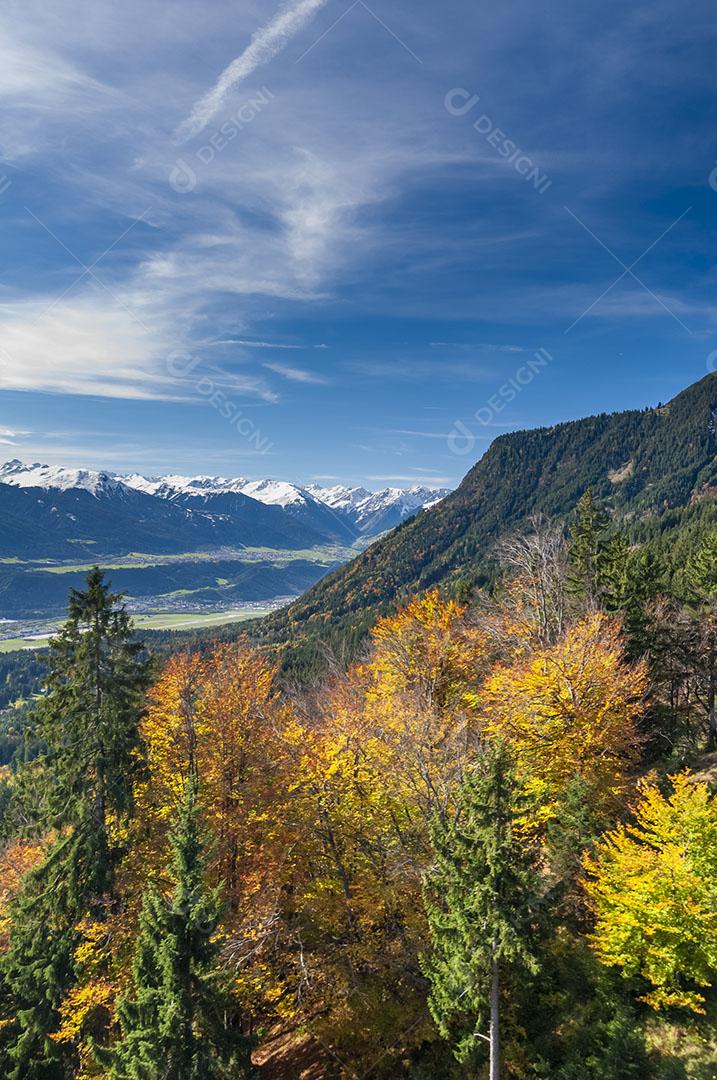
[0,836,49,947]
[584,772,717,1012]
[362,590,491,817]
[480,612,646,825]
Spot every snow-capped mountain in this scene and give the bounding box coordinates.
[122,473,356,542]
[123,473,251,498]
[307,482,451,534]
[121,471,450,538]
[125,472,450,529]
[124,473,314,508]
[0,459,451,559]
[0,459,124,498]
[305,484,373,511]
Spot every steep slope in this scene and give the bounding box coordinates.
[252,374,717,659]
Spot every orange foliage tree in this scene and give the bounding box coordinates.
[479,612,647,827]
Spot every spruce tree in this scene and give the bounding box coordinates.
[567,489,611,606]
[0,570,151,1078]
[30,567,151,851]
[685,535,717,746]
[602,539,666,658]
[422,741,540,1077]
[107,771,253,1080]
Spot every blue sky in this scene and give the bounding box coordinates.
[1,0,717,488]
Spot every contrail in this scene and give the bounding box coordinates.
[175,0,330,143]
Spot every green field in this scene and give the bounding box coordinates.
[0,607,274,653]
[132,609,272,631]
[29,544,354,575]
[0,637,50,653]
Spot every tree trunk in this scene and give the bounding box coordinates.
[708,644,717,750]
[489,955,500,1080]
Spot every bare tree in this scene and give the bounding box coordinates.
[496,515,569,645]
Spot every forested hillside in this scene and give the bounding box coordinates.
[251,374,717,677]
[4,502,717,1076]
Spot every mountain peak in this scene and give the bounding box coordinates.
[0,460,124,497]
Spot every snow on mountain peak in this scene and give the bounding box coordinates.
[0,461,451,531]
[122,473,249,498]
[306,484,373,510]
[0,460,124,497]
[122,473,309,507]
[238,479,311,508]
[308,481,450,523]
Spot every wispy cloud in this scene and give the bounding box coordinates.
[383,428,472,439]
[175,0,331,143]
[216,338,327,349]
[430,342,524,352]
[366,474,455,485]
[263,361,330,384]
[0,291,278,402]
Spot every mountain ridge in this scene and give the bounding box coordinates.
[0,461,449,558]
[247,373,717,670]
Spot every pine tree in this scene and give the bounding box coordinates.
[422,741,540,1076]
[601,538,666,659]
[0,570,151,1078]
[567,490,611,606]
[30,567,151,850]
[107,771,253,1080]
[685,534,717,746]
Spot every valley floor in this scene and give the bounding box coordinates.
[0,600,283,652]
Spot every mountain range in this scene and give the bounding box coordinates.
[249,373,717,674]
[0,460,450,559]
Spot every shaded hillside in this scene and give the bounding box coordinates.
[0,557,341,619]
[0,480,326,559]
[249,373,717,670]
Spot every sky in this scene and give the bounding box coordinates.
[1,0,717,489]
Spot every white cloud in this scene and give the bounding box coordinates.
[216,339,327,350]
[430,342,524,352]
[263,361,330,384]
[0,290,277,402]
[175,0,331,143]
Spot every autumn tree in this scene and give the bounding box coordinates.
[496,515,569,645]
[480,612,646,827]
[135,644,287,909]
[422,741,540,1076]
[256,593,489,1066]
[585,772,717,1012]
[362,590,490,817]
[132,645,296,1038]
